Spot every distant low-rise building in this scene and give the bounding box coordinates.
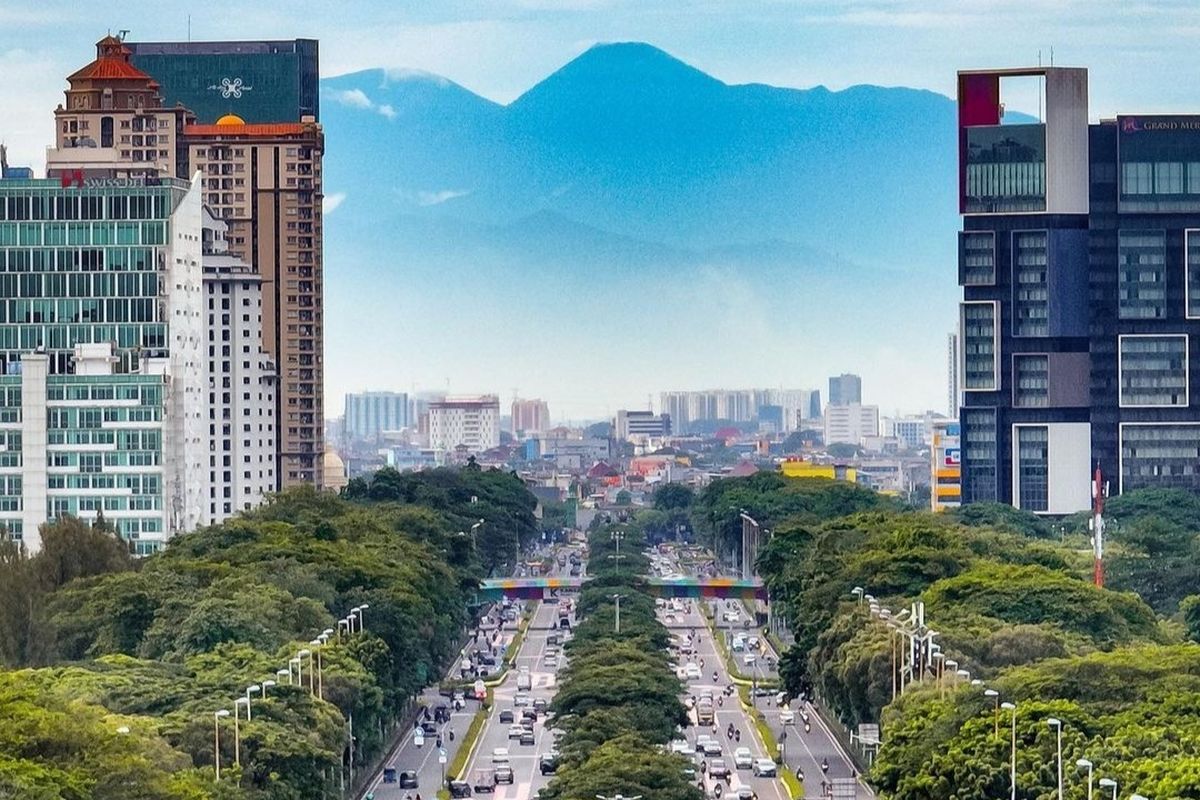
[344,391,409,442]
[780,459,858,482]
[428,395,500,454]
[824,404,880,446]
[615,409,671,442]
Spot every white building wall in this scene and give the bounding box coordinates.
[19,355,48,551]
[824,404,881,445]
[429,398,501,453]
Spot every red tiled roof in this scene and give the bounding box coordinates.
[67,57,152,81]
[185,123,311,137]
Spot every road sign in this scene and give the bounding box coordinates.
[439,755,447,764]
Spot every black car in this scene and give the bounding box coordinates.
[434,705,450,723]
[532,698,548,713]
[498,709,514,723]
[398,770,418,788]
[421,720,438,734]
[521,709,538,724]
[539,754,558,775]
[449,780,473,798]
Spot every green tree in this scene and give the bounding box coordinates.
[654,483,695,511]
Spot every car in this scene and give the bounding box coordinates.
[508,725,526,739]
[752,758,777,777]
[499,709,514,723]
[723,612,740,622]
[398,770,418,788]
[685,663,702,680]
[491,747,510,764]
[733,747,754,769]
[494,765,514,784]
[547,633,559,645]
[544,655,558,668]
[779,708,795,725]
[519,729,536,746]
[670,739,696,757]
[733,785,756,800]
[471,768,496,793]
[748,636,761,649]
[514,693,532,707]
[449,779,473,797]
[539,754,558,775]
[708,759,731,779]
[702,739,722,756]
[422,719,438,734]
[413,728,425,747]
[731,638,746,652]
[775,692,788,707]
[743,653,757,666]
[533,698,548,713]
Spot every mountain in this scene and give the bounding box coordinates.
[317,43,966,417]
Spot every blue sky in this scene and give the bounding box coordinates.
[4,1,1200,419]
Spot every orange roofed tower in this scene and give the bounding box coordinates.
[48,35,195,181]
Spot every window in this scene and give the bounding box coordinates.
[1156,162,1184,194]
[1187,229,1200,319]
[960,231,995,286]
[962,408,997,503]
[1122,423,1200,493]
[1119,230,1167,319]
[1014,355,1049,407]
[1015,426,1049,512]
[1122,162,1153,195]
[1013,231,1049,336]
[961,302,998,390]
[1119,335,1188,406]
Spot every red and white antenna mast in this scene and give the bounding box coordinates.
[1091,463,1107,588]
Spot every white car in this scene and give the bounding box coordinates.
[492,748,510,764]
[413,728,425,747]
[733,747,754,769]
[733,784,756,800]
[779,708,795,725]
[752,758,777,777]
[685,663,702,680]
[743,653,757,666]
[670,740,696,757]
[513,693,532,707]
[508,725,526,739]
[702,739,722,757]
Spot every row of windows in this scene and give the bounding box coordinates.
[1122,424,1200,493]
[1121,161,1200,197]
[0,323,166,354]
[0,246,157,273]
[0,271,158,299]
[45,429,161,450]
[962,302,998,390]
[0,221,165,248]
[1119,335,1189,407]
[0,193,170,222]
[0,296,158,323]
[1015,426,1049,512]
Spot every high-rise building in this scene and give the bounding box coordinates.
[615,409,672,442]
[183,115,324,488]
[0,175,206,553]
[827,374,862,407]
[428,395,500,454]
[930,419,962,512]
[511,398,550,437]
[947,332,960,418]
[824,404,879,446]
[956,67,1094,513]
[202,209,277,523]
[344,391,409,442]
[46,36,195,183]
[126,39,319,125]
[658,388,819,434]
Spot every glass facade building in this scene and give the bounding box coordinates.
[0,177,204,552]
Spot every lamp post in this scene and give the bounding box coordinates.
[244,685,260,721]
[213,709,230,782]
[290,656,302,687]
[1001,702,1017,800]
[276,667,290,686]
[945,659,958,689]
[984,689,1000,736]
[1046,718,1063,800]
[261,679,277,697]
[1076,759,1093,800]
[357,604,370,632]
[1130,794,1150,800]
[932,651,946,698]
[1099,778,1117,800]
[611,593,624,634]
[298,649,313,695]
[232,697,249,766]
[338,617,352,637]
[851,586,864,605]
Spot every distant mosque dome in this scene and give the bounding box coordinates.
[215,113,245,126]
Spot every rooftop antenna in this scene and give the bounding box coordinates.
[187,14,191,42]
[117,30,130,42]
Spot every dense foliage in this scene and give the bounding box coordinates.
[540,526,700,800]
[701,474,1200,800]
[0,467,536,799]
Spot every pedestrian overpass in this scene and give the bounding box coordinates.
[476,576,766,602]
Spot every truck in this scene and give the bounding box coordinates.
[696,693,715,725]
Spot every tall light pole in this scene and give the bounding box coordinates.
[244,685,260,721]
[984,689,1000,736]
[932,651,945,698]
[611,593,624,633]
[1001,702,1017,800]
[213,709,230,782]
[290,656,302,687]
[851,586,864,605]
[1098,778,1117,800]
[357,603,370,632]
[739,511,760,581]
[1046,718,1063,800]
[276,667,290,686]
[1076,759,1093,800]
[298,649,313,695]
[233,696,247,766]
[261,679,276,697]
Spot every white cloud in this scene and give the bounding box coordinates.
[417,189,471,207]
[333,88,373,109]
[323,192,346,214]
[377,104,396,119]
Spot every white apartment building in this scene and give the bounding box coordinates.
[824,404,880,446]
[202,210,277,524]
[429,395,501,455]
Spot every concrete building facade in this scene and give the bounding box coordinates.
[428,395,501,455]
[511,398,550,437]
[827,373,863,407]
[824,403,880,446]
[344,391,408,441]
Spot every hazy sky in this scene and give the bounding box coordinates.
[4,1,1200,418]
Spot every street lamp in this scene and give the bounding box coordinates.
[310,639,325,699]
[232,697,248,766]
[1130,794,1150,800]
[1098,778,1117,800]
[851,586,864,605]
[611,593,625,634]
[932,651,946,697]
[244,684,260,721]
[261,679,276,697]
[984,689,1000,736]
[298,649,313,695]
[1076,759,1093,800]
[1046,718,1063,800]
[213,709,231,782]
[1001,702,1017,800]
[357,603,370,631]
[290,656,302,687]
[276,667,290,686]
